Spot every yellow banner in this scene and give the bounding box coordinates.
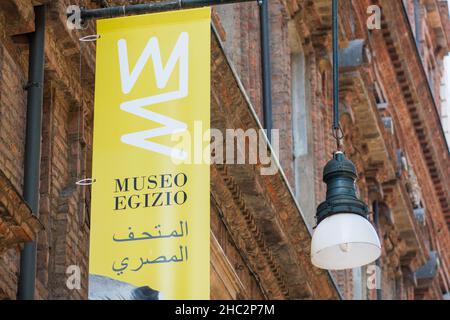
[88,8,210,300]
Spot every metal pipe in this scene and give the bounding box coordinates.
[332,0,339,131]
[259,0,273,143]
[80,0,256,20]
[17,5,46,300]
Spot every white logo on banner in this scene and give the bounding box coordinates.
[118,32,189,160]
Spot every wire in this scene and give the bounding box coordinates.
[76,32,96,187]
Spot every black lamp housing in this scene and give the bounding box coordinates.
[315,152,369,225]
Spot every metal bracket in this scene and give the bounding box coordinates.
[76,178,96,186]
[79,34,101,42]
[79,0,258,21]
[23,82,42,90]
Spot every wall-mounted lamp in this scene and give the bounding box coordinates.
[310,0,381,270]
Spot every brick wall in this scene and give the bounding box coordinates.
[0,23,28,300]
[36,83,90,299]
[215,1,295,188]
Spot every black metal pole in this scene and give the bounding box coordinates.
[332,0,339,132]
[17,5,46,300]
[80,0,256,20]
[259,0,273,143]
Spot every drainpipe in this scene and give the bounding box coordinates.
[17,5,46,300]
[373,200,382,300]
[259,0,273,143]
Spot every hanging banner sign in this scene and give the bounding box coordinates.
[88,8,210,300]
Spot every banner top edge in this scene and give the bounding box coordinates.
[96,7,211,31]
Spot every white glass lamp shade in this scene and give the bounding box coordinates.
[311,213,381,270]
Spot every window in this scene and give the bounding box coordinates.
[373,66,389,110]
[413,0,422,52]
[292,52,308,158]
[289,32,316,227]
